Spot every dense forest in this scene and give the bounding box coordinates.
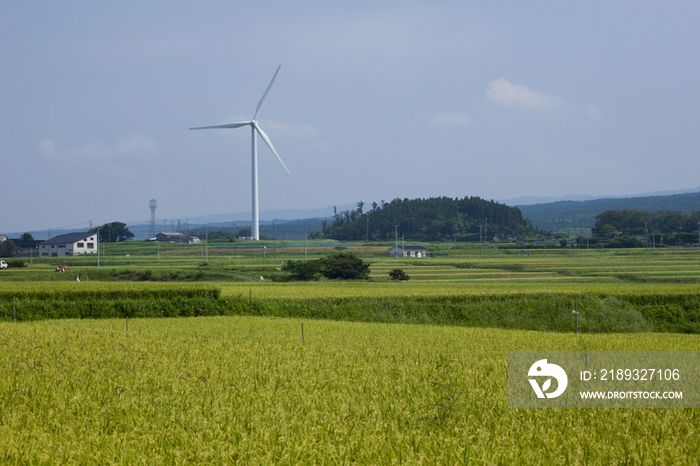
[323,197,546,242]
[518,191,700,233]
[593,209,700,246]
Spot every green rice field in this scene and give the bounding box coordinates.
[1,241,699,463]
[1,317,699,464]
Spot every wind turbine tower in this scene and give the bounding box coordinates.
[190,65,290,241]
[149,199,157,238]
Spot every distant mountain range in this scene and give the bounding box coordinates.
[1,204,353,241]
[516,190,700,234]
[500,187,700,206]
[5,189,700,241]
[124,204,353,241]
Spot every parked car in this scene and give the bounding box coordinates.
[0,260,7,269]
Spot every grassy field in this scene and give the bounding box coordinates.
[1,241,700,463]
[1,316,699,465]
[5,240,700,286]
[3,241,700,332]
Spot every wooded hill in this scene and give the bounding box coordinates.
[518,191,700,233]
[593,209,700,247]
[323,197,545,242]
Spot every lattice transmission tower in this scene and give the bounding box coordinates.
[149,199,157,238]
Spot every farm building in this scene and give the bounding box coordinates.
[155,232,200,244]
[388,245,428,258]
[39,232,97,257]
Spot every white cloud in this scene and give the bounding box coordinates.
[586,104,602,119]
[428,113,472,127]
[63,141,111,159]
[298,124,318,136]
[486,78,565,110]
[38,138,56,155]
[115,134,159,154]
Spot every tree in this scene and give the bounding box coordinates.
[323,196,545,242]
[0,239,16,258]
[280,253,371,281]
[319,253,370,280]
[389,268,410,281]
[19,232,34,241]
[237,228,252,237]
[281,260,321,281]
[90,222,134,242]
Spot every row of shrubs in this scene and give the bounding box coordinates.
[0,259,28,268]
[0,286,220,303]
[2,289,698,334]
[0,286,222,321]
[241,294,699,334]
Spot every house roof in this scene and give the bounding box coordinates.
[42,232,96,245]
[10,239,42,248]
[388,245,427,251]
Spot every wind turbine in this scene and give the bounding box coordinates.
[190,65,290,241]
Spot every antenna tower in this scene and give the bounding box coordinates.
[149,199,157,237]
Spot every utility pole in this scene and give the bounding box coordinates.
[644,222,651,251]
[273,219,277,261]
[363,218,369,261]
[205,225,209,265]
[394,225,398,258]
[479,225,483,258]
[304,225,307,261]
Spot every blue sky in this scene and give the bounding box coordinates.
[2,1,699,232]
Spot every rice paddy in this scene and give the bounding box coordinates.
[1,317,699,465]
[1,241,700,463]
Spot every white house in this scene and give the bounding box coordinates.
[155,232,200,244]
[388,245,428,258]
[40,232,97,257]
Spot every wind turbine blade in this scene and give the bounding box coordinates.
[253,65,281,120]
[189,121,252,130]
[254,122,290,175]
